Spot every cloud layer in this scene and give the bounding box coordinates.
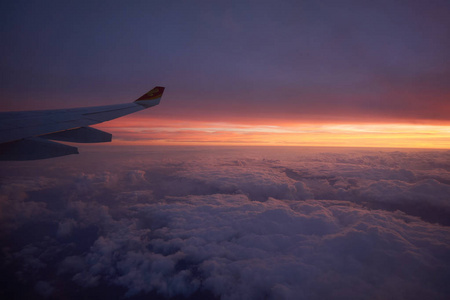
[1,147,450,299]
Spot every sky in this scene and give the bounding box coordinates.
[2,3,450,299]
[1,0,450,148]
[1,146,450,299]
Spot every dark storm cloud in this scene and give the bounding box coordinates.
[1,0,449,123]
[1,147,450,299]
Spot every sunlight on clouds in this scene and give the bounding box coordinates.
[97,118,450,149]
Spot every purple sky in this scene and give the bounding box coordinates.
[1,0,449,124]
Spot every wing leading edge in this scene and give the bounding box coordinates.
[0,86,165,160]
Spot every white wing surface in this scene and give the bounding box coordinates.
[0,86,165,160]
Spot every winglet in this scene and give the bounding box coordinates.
[135,86,165,101]
[134,86,165,108]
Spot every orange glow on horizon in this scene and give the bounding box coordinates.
[95,117,450,149]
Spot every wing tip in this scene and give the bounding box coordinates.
[135,86,165,102]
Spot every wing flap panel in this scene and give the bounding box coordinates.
[40,126,112,143]
[0,119,97,144]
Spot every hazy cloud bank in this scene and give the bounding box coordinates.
[1,147,450,299]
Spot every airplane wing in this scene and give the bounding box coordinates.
[0,86,165,160]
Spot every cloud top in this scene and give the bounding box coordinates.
[1,147,450,299]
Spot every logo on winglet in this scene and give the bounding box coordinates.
[135,86,165,102]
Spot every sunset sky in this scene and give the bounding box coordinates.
[1,0,449,148]
[2,2,450,299]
